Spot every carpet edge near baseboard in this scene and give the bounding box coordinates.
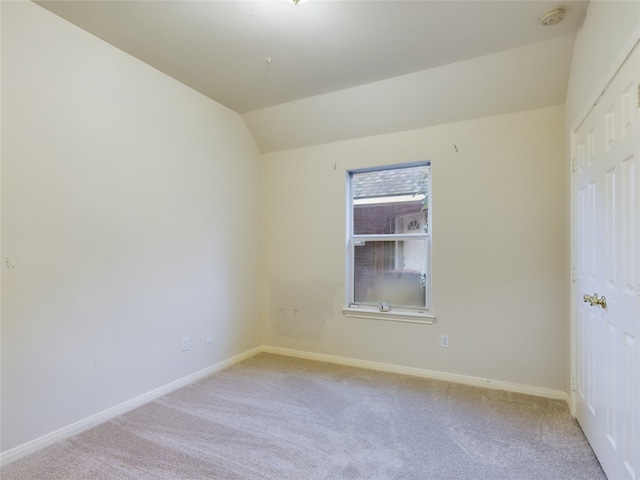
[261,346,569,402]
[0,346,262,467]
[1,344,569,467]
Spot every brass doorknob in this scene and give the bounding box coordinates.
[583,293,607,309]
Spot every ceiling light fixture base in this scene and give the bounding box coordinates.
[539,7,566,26]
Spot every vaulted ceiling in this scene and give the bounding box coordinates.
[35,0,589,152]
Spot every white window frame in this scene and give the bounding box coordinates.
[343,162,435,324]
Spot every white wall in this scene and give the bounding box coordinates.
[261,105,568,392]
[1,1,262,453]
[566,0,640,125]
[6,0,631,461]
[244,34,575,153]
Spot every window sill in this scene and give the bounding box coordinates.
[342,307,436,324]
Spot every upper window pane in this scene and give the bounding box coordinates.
[352,165,429,235]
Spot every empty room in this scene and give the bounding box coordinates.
[1,0,639,478]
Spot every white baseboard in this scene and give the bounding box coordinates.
[2,344,568,466]
[260,346,569,402]
[0,346,262,467]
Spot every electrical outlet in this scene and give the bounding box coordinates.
[440,335,449,348]
[182,336,190,352]
[206,330,213,344]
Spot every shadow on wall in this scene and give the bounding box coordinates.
[270,278,342,340]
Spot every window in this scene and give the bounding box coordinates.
[343,163,434,324]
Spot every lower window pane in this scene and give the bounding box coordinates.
[353,239,426,308]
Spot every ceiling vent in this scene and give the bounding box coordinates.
[539,7,566,26]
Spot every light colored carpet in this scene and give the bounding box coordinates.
[2,353,605,479]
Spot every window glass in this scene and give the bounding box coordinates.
[353,239,427,308]
[348,163,431,313]
[352,165,429,235]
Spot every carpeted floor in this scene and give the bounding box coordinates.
[1,353,606,479]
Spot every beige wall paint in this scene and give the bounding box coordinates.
[566,0,640,126]
[244,35,575,153]
[261,105,567,392]
[6,0,634,462]
[1,1,262,453]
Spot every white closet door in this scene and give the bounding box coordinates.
[574,43,640,480]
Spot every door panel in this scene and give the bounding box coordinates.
[574,43,639,480]
[622,332,638,479]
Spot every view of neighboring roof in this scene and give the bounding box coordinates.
[352,165,429,199]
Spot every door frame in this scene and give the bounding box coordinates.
[569,25,640,417]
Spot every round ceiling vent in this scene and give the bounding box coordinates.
[540,7,566,26]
